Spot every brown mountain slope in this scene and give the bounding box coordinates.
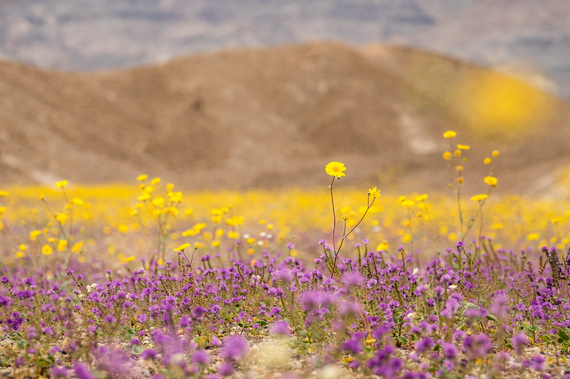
[1,42,569,195]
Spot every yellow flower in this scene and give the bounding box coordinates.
[527,233,540,241]
[19,244,27,252]
[57,240,68,251]
[325,161,346,178]
[0,191,9,197]
[174,243,191,251]
[443,151,452,160]
[365,335,377,345]
[368,186,381,199]
[151,177,161,185]
[484,157,492,164]
[454,150,461,157]
[492,150,500,157]
[401,200,415,208]
[42,244,53,256]
[120,255,135,263]
[72,240,84,253]
[415,194,428,202]
[55,213,68,225]
[29,230,42,241]
[457,144,470,150]
[443,130,457,138]
[55,180,68,188]
[137,174,148,181]
[377,241,388,251]
[227,231,239,239]
[152,197,165,207]
[70,198,84,206]
[211,240,221,248]
[138,193,151,201]
[471,194,488,202]
[118,224,129,233]
[342,214,350,221]
[484,176,498,187]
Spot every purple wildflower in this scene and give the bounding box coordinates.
[532,355,545,371]
[441,297,459,319]
[211,336,222,346]
[512,333,528,355]
[141,349,158,360]
[103,315,116,324]
[193,350,210,366]
[415,338,434,353]
[300,291,321,309]
[73,362,95,379]
[490,292,509,319]
[218,362,235,377]
[50,366,69,378]
[342,271,364,287]
[270,320,292,336]
[341,338,363,354]
[222,335,248,361]
[442,342,458,360]
[274,268,293,282]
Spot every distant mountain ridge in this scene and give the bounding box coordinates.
[0,0,569,98]
[1,42,569,196]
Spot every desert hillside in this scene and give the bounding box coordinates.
[1,42,568,195]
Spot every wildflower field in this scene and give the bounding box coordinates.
[1,132,570,379]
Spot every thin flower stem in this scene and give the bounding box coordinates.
[332,198,376,279]
[329,176,337,256]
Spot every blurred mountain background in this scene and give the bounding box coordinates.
[1,0,569,195]
[1,0,567,98]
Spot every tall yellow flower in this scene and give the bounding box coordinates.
[174,243,191,251]
[368,186,381,199]
[325,161,346,178]
[484,176,498,187]
[471,194,488,202]
[55,180,68,188]
[443,131,457,138]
